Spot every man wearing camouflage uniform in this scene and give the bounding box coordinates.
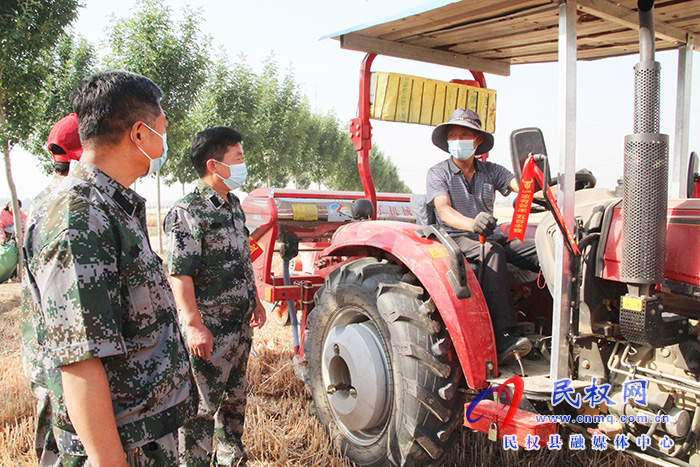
[21,112,83,466]
[164,127,266,467]
[23,70,193,466]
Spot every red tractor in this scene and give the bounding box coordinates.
[242,1,700,466]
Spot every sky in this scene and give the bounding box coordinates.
[4,0,700,206]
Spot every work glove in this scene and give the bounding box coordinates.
[472,212,497,237]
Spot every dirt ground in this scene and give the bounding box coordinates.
[0,279,647,467]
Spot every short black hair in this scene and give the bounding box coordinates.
[190,127,243,178]
[54,162,70,176]
[72,70,163,146]
[5,200,21,211]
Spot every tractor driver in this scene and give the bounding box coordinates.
[426,108,540,364]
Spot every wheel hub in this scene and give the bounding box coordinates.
[322,321,389,432]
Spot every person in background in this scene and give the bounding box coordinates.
[426,108,540,364]
[0,200,27,243]
[21,112,83,466]
[23,70,194,466]
[164,127,265,467]
[30,113,84,215]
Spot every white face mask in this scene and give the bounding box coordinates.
[214,160,248,191]
[448,139,476,160]
[131,122,168,177]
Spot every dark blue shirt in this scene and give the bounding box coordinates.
[426,157,514,239]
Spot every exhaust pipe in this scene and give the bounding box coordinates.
[620,0,668,289]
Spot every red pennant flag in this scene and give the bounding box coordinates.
[509,158,537,242]
[250,236,264,262]
[509,156,581,256]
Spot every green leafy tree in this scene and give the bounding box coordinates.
[197,54,309,191]
[307,111,352,190]
[1,0,81,275]
[194,53,411,194]
[252,57,306,188]
[103,0,211,185]
[195,53,276,189]
[284,98,316,190]
[326,143,411,194]
[368,146,411,193]
[25,31,95,171]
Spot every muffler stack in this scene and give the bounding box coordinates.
[620,0,668,285]
[619,2,686,347]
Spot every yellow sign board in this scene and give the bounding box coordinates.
[370,72,496,132]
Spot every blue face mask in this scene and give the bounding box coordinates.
[214,161,248,191]
[448,139,475,160]
[132,122,168,176]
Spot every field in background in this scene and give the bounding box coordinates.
[0,278,647,467]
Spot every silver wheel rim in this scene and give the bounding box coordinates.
[321,305,391,446]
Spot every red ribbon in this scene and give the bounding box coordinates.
[509,157,580,256]
[508,159,536,242]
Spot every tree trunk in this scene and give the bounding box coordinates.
[1,140,23,281]
[156,172,163,254]
[0,102,23,281]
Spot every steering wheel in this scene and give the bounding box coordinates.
[573,169,597,190]
[550,169,597,190]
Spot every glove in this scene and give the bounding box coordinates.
[472,212,497,237]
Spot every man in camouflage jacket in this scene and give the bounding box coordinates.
[21,112,83,466]
[23,70,194,466]
[164,127,265,467]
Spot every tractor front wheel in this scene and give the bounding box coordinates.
[304,258,463,467]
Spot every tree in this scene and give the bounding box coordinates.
[367,146,412,193]
[103,0,211,185]
[193,53,412,194]
[103,0,211,251]
[197,54,309,191]
[194,53,277,189]
[1,0,81,276]
[25,31,95,171]
[325,143,411,194]
[306,111,352,189]
[251,57,307,189]
[285,98,316,190]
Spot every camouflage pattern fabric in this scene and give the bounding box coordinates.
[29,382,60,466]
[178,316,252,467]
[21,176,64,466]
[23,161,194,454]
[164,182,257,467]
[57,432,178,467]
[164,182,257,319]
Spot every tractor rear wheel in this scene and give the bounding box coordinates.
[304,257,463,467]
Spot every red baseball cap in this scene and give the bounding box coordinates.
[47,113,83,162]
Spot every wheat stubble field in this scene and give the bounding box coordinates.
[0,276,645,467]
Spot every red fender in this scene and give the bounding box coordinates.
[322,220,495,389]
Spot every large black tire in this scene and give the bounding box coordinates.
[304,257,463,467]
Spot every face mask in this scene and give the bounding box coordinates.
[214,160,248,191]
[448,139,476,160]
[131,122,168,176]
